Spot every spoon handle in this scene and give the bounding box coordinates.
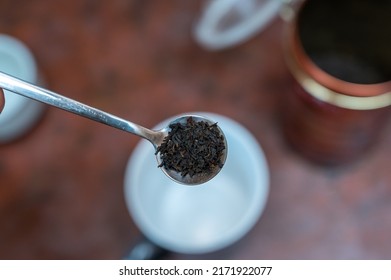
[0,71,156,142]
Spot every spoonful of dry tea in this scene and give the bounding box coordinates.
[0,71,227,185]
[156,115,227,185]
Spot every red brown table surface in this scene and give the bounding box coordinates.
[1,0,391,260]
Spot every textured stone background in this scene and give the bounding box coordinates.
[1,0,391,259]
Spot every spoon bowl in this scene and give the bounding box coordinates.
[0,71,227,185]
[155,115,227,185]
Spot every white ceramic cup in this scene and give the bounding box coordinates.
[194,0,282,50]
[0,34,45,143]
[124,112,269,256]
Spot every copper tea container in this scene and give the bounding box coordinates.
[280,0,391,165]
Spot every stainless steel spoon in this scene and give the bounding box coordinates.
[0,71,227,185]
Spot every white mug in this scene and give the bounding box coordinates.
[0,34,45,143]
[124,112,269,257]
[194,0,282,50]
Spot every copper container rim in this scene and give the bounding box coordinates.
[284,0,391,110]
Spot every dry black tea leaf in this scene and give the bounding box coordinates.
[156,117,226,178]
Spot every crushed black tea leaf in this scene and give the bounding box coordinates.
[156,117,226,178]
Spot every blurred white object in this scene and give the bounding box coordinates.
[0,34,45,143]
[124,112,269,255]
[194,0,282,50]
